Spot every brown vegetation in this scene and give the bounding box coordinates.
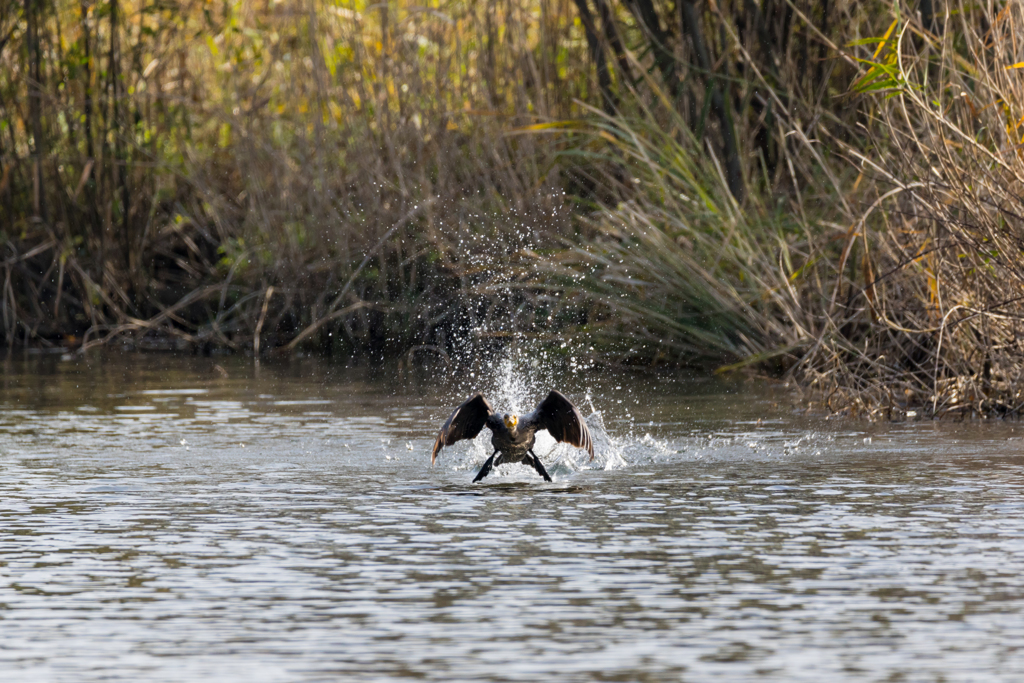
[3,0,1024,418]
[794,3,1024,418]
[1,0,581,357]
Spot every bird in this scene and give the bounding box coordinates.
[431,390,594,482]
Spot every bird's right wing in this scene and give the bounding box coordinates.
[431,393,494,464]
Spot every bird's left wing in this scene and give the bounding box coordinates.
[431,393,495,464]
[531,390,594,460]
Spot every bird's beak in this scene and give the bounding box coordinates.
[503,414,518,429]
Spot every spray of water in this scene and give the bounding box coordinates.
[431,335,849,479]
[412,206,691,479]
[434,339,636,480]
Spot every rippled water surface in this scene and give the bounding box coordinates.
[3,354,1024,682]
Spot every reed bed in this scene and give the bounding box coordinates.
[789,0,1024,418]
[517,0,1024,420]
[7,0,1024,420]
[1,0,588,356]
[522,111,824,368]
[518,0,864,371]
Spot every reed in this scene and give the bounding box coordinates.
[0,0,589,356]
[520,0,865,371]
[791,0,1024,418]
[525,110,828,368]
[514,0,1024,421]
[8,0,1024,422]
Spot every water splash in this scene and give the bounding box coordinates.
[487,349,539,415]
[436,342,643,480]
[432,337,836,480]
[434,336,855,478]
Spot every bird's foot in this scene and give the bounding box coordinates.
[473,451,499,483]
[529,450,552,482]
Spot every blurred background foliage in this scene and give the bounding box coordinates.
[2,0,589,357]
[4,0,1024,416]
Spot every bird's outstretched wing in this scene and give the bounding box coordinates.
[431,393,494,464]
[532,390,594,460]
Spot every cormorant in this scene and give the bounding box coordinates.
[431,390,594,482]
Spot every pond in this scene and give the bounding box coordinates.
[2,352,1024,681]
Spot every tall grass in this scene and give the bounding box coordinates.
[519,0,867,371]
[792,0,1024,417]
[10,0,1024,422]
[556,0,1024,418]
[527,111,828,367]
[0,0,590,355]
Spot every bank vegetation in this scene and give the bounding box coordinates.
[2,0,1024,417]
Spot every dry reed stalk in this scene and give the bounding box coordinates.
[795,0,1024,418]
[0,0,590,356]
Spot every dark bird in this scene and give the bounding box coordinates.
[432,390,594,482]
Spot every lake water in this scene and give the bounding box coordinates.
[2,353,1024,681]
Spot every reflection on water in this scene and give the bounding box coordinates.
[2,353,1024,681]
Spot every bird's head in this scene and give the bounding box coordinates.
[503,413,519,431]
